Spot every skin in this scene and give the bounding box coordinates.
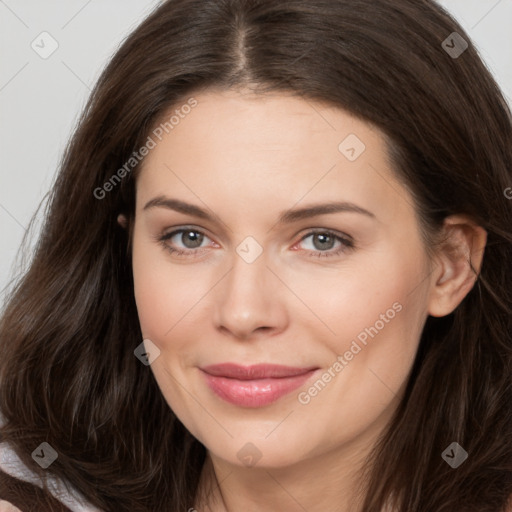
[121,88,487,512]
[0,501,22,512]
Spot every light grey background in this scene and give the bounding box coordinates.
[1,0,511,300]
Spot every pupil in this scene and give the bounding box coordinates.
[183,231,203,248]
[314,233,333,250]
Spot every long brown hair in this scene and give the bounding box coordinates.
[1,0,511,510]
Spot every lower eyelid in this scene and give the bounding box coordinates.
[159,229,353,255]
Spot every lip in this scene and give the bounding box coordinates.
[200,363,319,408]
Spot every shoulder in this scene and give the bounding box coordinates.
[0,501,22,512]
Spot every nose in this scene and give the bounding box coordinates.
[213,246,289,341]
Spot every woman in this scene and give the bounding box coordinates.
[0,0,511,510]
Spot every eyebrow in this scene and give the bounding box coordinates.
[143,196,375,223]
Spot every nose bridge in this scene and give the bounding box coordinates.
[224,240,271,307]
[213,237,286,337]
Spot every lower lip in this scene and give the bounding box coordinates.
[201,369,318,408]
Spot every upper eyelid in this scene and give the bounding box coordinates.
[161,226,352,247]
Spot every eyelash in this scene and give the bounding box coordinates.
[155,226,355,259]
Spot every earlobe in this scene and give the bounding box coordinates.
[117,213,128,229]
[427,215,487,317]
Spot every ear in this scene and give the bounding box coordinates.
[427,214,487,317]
[117,213,128,229]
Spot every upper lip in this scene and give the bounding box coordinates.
[200,363,318,380]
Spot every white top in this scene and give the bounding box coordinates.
[0,441,101,512]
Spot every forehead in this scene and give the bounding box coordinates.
[135,89,415,227]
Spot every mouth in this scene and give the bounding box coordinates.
[200,363,319,408]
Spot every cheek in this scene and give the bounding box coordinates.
[131,238,205,426]
[132,235,208,342]
[325,249,429,396]
[294,277,428,445]
[297,247,426,336]
[296,243,430,390]
[132,241,171,339]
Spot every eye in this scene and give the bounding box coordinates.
[155,227,355,259]
[157,227,214,257]
[295,229,355,258]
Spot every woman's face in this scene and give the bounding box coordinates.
[131,88,436,469]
